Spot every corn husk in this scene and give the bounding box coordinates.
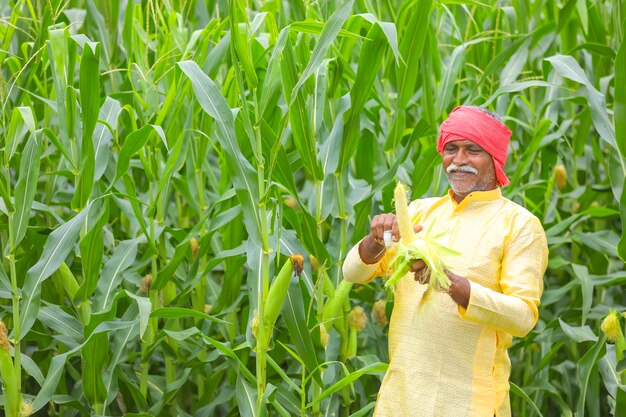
[384,182,458,292]
[262,254,304,337]
[0,322,19,417]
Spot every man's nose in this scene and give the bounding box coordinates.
[453,149,469,165]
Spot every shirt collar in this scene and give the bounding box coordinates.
[448,187,502,211]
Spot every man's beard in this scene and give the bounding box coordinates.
[445,164,496,195]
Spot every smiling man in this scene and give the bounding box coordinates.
[342,106,549,417]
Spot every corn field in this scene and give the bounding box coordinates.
[0,0,624,416]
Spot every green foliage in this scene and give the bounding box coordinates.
[0,0,624,416]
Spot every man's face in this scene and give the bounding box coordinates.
[442,139,497,197]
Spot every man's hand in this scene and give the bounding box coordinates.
[359,214,423,264]
[445,269,470,309]
[410,259,427,282]
[412,267,470,308]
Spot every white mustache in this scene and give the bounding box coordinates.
[447,164,478,174]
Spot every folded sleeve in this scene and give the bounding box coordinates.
[342,239,392,284]
[458,216,548,337]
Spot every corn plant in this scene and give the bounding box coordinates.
[0,0,624,416]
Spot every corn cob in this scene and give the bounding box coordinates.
[384,182,458,292]
[322,280,353,332]
[259,255,304,347]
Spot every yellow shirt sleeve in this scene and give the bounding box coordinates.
[458,215,548,337]
[342,238,395,284]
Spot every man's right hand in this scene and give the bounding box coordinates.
[359,214,398,264]
[358,214,423,265]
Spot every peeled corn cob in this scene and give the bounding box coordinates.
[384,182,458,292]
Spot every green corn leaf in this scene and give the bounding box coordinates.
[289,20,362,39]
[178,60,262,245]
[76,200,110,302]
[155,134,188,223]
[38,304,84,345]
[47,24,72,145]
[73,39,100,208]
[41,127,76,170]
[4,106,36,165]
[30,317,138,413]
[614,27,626,261]
[230,0,258,88]
[148,368,192,415]
[12,135,41,248]
[81,332,108,409]
[571,264,594,325]
[339,22,389,171]
[236,374,258,417]
[309,361,388,407]
[93,98,122,181]
[20,353,45,386]
[94,238,142,312]
[510,382,545,417]
[151,307,228,325]
[558,319,598,343]
[201,334,257,385]
[482,80,553,107]
[280,37,323,180]
[349,402,376,417]
[0,0,20,65]
[545,54,616,150]
[576,336,607,416]
[420,31,435,127]
[396,0,432,108]
[260,28,288,117]
[291,0,354,102]
[123,291,152,341]
[283,278,323,386]
[19,203,92,340]
[113,124,166,187]
[0,176,13,214]
[435,42,465,119]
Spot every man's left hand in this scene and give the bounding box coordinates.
[445,269,470,309]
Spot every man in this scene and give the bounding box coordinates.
[342,106,548,417]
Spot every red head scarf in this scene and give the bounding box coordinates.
[437,106,512,186]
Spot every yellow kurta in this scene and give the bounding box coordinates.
[342,188,548,417]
